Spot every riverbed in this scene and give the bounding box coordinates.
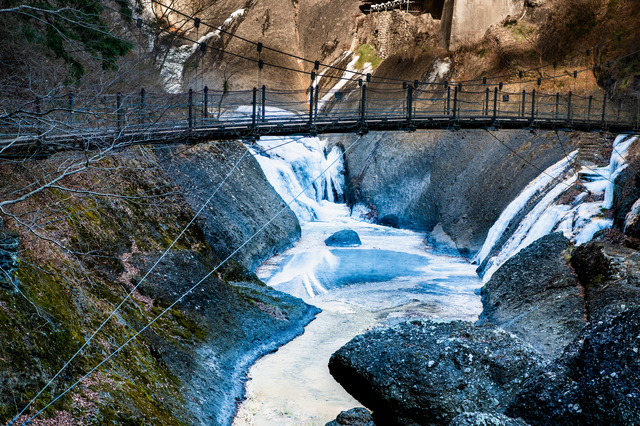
[233,217,482,425]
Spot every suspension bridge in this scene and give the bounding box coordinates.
[1,82,639,157]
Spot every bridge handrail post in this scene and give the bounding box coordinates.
[602,93,607,127]
[617,98,622,123]
[314,85,319,121]
[253,87,258,133]
[453,87,458,120]
[308,85,314,128]
[567,91,572,126]
[493,87,498,122]
[522,90,526,117]
[116,92,122,132]
[447,87,451,115]
[69,91,74,125]
[140,88,145,125]
[555,93,560,119]
[587,95,593,124]
[407,85,413,126]
[188,88,194,129]
[485,88,489,116]
[531,89,536,123]
[204,86,209,120]
[360,84,367,126]
[261,85,266,122]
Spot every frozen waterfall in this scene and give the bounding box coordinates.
[477,134,638,282]
[250,135,349,222]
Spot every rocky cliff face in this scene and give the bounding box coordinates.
[0,144,311,426]
[327,130,577,256]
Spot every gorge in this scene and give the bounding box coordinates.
[1,0,640,425]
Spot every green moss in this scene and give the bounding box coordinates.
[220,260,262,284]
[355,44,382,70]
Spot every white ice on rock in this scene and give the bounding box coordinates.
[472,152,577,266]
[161,9,246,93]
[479,135,638,282]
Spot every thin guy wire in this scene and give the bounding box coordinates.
[17,134,363,426]
[11,143,250,423]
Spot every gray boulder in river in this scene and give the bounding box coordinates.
[478,233,586,359]
[325,407,376,426]
[325,229,362,247]
[328,319,545,426]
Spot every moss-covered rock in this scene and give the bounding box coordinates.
[0,145,314,425]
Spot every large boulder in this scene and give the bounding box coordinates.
[325,229,362,247]
[478,233,586,359]
[448,412,530,426]
[506,307,640,426]
[570,241,640,320]
[326,407,376,426]
[329,320,545,426]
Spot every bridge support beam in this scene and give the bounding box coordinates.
[493,87,498,123]
[262,85,266,122]
[485,88,490,116]
[360,84,367,127]
[453,87,458,120]
[309,86,314,128]
[531,90,536,124]
[204,86,209,120]
[253,87,258,133]
[407,85,413,127]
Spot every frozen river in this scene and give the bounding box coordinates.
[233,217,482,425]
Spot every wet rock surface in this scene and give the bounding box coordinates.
[158,143,301,271]
[329,319,545,426]
[328,130,575,255]
[448,412,530,426]
[570,241,640,320]
[132,251,320,426]
[506,307,640,426]
[479,233,586,358]
[325,407,376,426]
[325,229,362,247]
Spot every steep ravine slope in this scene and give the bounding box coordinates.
[327,130,580,256]
[0,144,313,426]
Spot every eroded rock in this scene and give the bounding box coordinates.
[329,319,545,426]
[478,233,586,359]
[326,407,376,426]
[571,241,640,320]
[506,307,640,426]
[448,412,530,426]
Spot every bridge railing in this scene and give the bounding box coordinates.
[0,84,638,149]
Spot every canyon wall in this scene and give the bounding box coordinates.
[327,129,577,256]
